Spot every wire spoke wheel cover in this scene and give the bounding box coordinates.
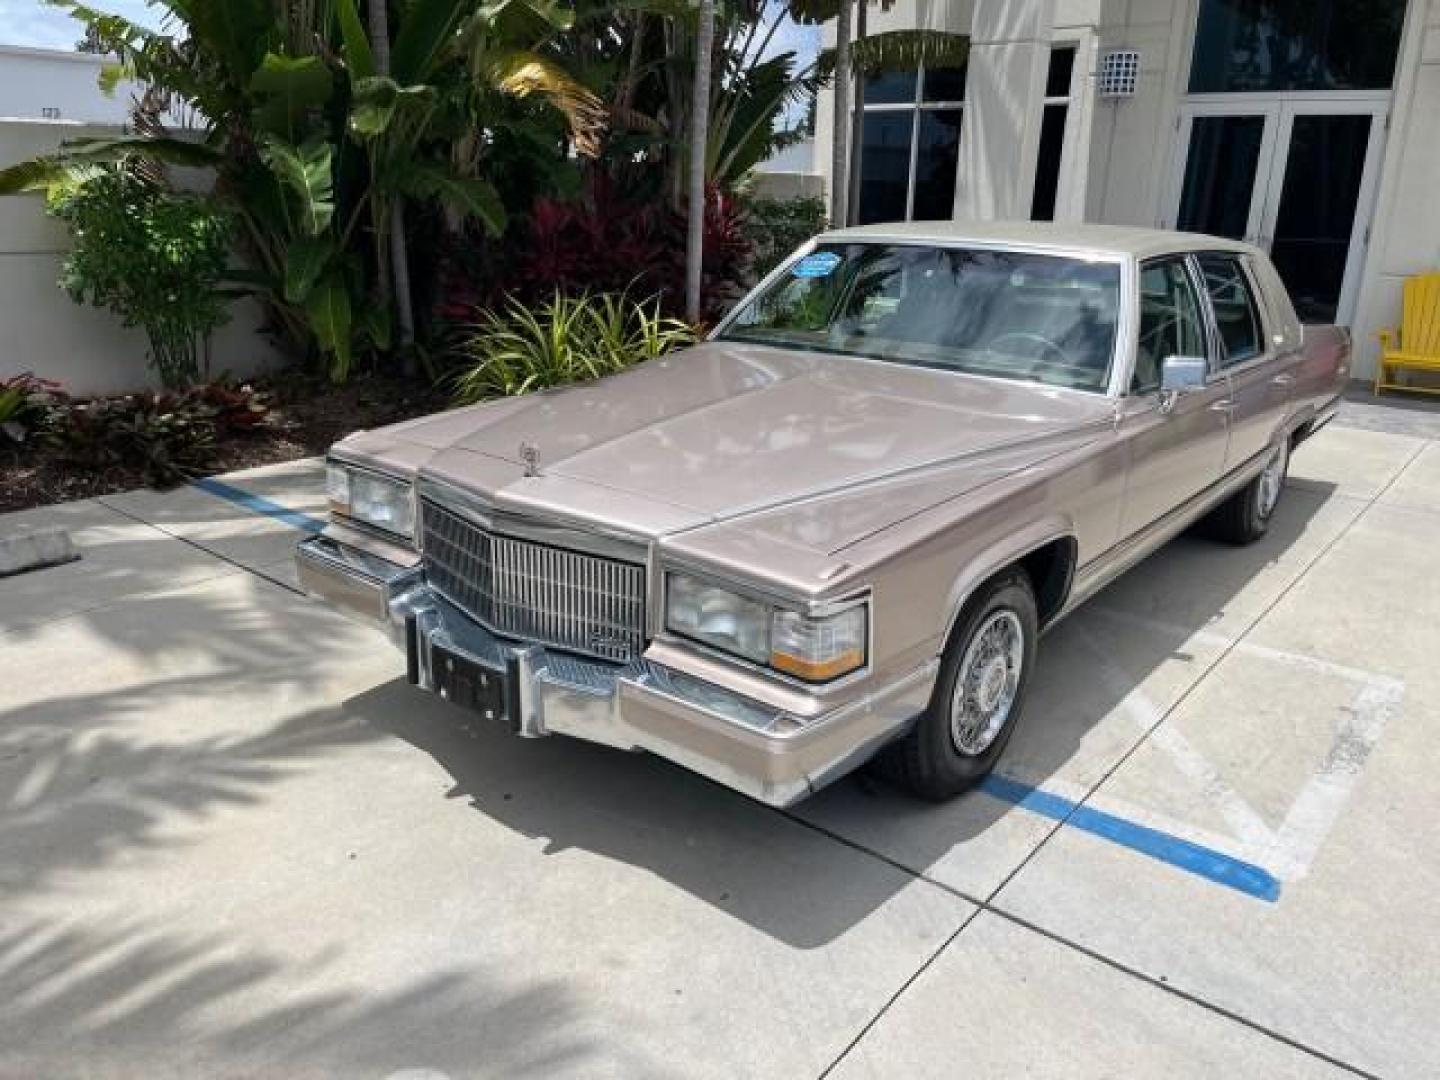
[1257,439,1288,518]
[950,609,1025,756]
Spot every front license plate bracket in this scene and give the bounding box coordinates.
[431,642,513,730]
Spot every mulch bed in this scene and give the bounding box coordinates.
[0,370,450,515]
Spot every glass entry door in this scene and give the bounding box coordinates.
[1173,105,1281,243]
[1169,97,1386,324]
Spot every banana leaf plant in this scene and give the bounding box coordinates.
[0,0,606,381]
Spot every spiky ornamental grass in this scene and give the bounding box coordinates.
[451,293,696,402]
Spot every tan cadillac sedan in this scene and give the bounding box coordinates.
[298,221,1348,806]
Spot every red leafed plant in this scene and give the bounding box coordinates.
[42,381,271,486]
[431,175,754,338]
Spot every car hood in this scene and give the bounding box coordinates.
[342,342,1113,554]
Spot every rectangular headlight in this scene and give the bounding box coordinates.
[327,461,415,540]
[666,573,772,663]
[665,572,868,683]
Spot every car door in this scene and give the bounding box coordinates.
[1117,255,1232,538]
[1195,251,1299,471]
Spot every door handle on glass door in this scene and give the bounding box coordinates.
[1270,374,1295,388]
[1209,398,1235,412]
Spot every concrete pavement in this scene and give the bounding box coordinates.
[1,415,1436,1079]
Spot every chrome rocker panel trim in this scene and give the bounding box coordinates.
[297,535,935,808]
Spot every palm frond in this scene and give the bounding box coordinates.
[0,137,220,195]
[477,49,608,157]
[818,29,970,79]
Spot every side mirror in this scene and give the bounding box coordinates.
[1158,355,1207,413]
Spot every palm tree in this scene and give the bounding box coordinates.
[686,0,716,323]
[829,0,852,226]
[366,0,415,356]
[847,0,867,223]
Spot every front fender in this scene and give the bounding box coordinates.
[937,516,1078,654]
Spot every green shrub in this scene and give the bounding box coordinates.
[452,293,697,403]
[743,195,829,278]
[48,168,233,389]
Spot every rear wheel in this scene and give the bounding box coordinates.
[881,570,1038,801]
[1207,436,1289,545]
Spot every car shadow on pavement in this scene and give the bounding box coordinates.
[792,479,1346,889]
[369,479,1343,924]
[361,674,967,951]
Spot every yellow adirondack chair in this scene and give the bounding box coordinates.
[1376,272,1440,395]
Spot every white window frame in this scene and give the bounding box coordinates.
[1163,93,1389,326]
[858,64,965,221]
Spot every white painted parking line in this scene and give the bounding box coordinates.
[1045,606,1406,886]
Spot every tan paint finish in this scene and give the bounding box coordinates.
[328,226,1347,714]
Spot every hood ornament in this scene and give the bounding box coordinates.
[519,441,540,477]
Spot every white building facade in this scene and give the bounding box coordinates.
[0,44,135,124]
[810,0,1440,380]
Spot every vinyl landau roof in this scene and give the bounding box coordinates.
[818,219,1259,261]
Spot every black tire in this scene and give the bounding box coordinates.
[1206,437,1290,545]
[880,569,1038,801]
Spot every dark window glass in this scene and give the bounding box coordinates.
[1269,113,1372,323]
[1045,46,1076,97]
[858,112,914,224]
[912,109,963,219]
[1030,103,1067,221]
[921,64,967,102]
[1176,115,1265,239]
[1197,254,1264,365]
[1189,0,1407,93]
[863,69,918,105]
[1136,259,1208,392]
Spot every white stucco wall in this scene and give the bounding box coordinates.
[1071,0,1197,228]
[0,45,137,125]
[951,0,1052,219]
[0,120,281,396]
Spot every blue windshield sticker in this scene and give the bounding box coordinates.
[792,252,842,279]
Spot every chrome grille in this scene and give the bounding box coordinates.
[421,500,646,662]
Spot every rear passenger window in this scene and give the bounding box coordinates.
[1135,258,1207,393]
[1196,253,1264,367]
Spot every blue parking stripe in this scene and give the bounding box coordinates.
[980,774,1281,903]
[191,476,326,534]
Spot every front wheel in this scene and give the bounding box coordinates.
[881,570,1038,801]
[1207,437,1290,545]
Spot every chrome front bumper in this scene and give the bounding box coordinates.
[297,534,934,807]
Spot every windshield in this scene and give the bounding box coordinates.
[719,243,1121,392]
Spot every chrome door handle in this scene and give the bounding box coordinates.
[1209,399,1235,412]
[1270,374,1295,388]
